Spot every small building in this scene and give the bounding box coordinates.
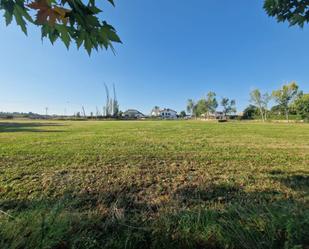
[201,111,225,119]
[151,107,161,117]
[150,107,178,119]
[122,109,145,119]
[160,108,178,119]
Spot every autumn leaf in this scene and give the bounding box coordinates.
[28,0,68,25]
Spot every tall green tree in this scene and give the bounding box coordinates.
[0,0,121,55]
[250,89,271,122]
[243,105,259,119]
[221,98,236,117]
[195,99,207,117]
[294,93,309,121]
[272,82,299,121]
[270,105,285,116]
[179,110,187,118]
[186,99,195,116]
[205,91,218,118]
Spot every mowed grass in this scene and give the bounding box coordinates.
[0,120,308,249]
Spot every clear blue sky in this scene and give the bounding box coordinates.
[1,0,309,115]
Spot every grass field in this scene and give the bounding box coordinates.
[0,120,308,249]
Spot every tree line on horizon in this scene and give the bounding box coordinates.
[246,82,309,122]
[186,82,309,122]
[1,82,308,122]
[186,93,236,119]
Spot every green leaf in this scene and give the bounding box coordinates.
[56,24,71,49]
[89,5,101,15]
[84,35,92,55]
[75,31,85,49]
[41,25,49,39]
[102,23,121,43]
[15,4,32,23]
[4,10,13,26]
[48,28,59,44]
[105,28,121,43]
[107,0,115,6]
[13,7,27,35]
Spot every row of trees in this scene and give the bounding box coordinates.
[186,92,236,118]
[247,82,309,121]
[186,82,309,122]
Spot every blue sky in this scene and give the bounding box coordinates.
[0,0,309,115]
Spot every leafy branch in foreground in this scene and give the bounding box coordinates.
[0,0,121,55]
[1,0,308,56]
[264,0,309,27]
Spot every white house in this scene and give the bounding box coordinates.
[151,107,161,117]
[122,109,146,119]
[160,108,177,119]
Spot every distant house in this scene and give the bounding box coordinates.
[151,107,161,117]
[201,111,224,119]
[150,107,178,119]
[160,108,178,119]
[122,109,145,119]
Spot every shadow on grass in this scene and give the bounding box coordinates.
[1,123,307,248]
[269,169,309,191]
[0,179,308,249]
[0,122,66,133]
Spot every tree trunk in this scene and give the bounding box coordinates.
[259,107,264,122]
[285,108,289,122]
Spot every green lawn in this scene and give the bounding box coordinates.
[0,120,308,249]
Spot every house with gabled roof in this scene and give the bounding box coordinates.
[151,107,178,119]
[160,108,177,119]
[122,109,146,119]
